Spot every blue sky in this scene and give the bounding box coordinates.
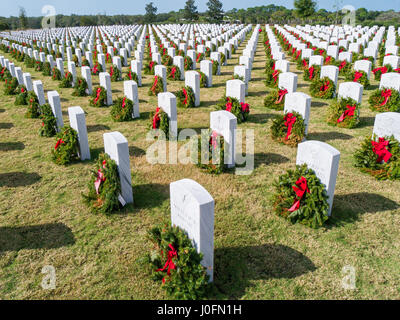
[3,0,400,17]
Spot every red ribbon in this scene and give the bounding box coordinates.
[170,67,176,79]
[371,138,392,163]
[196,53,202,62]
[308,66,315,80]
[151,76,159,94]
[276,89,288,104]
[149,61,154,71]
[122,97,126,109]
[182,88,188,105]
[325,56,332,64]
[284,113,296,140]
[302,59,308,68]
[353,71,363,82]
[92,65,98,74]
[380,89,392,106]
[241,102,249,113]
[320,80,330,92]
[152,107,161,129]
[295,50,301,60]
[210,131,219,150]
[110,66,114,77]
[272,70,279,83]
[157,244,177,284]
[338,61,347,71]
[94,87,101,103]
[372,66,387,76]
[394,68,400,73]
[288,177,310,212]
[337,105,356,123]
[319,49,325,55]
[54,139,65,150]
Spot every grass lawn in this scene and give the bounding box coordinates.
[0,29,400,300]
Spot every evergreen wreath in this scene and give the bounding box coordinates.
[310,77,336,99]
[167,65,181,81]
[82,153,122,214]
[3,78,18,95]
[125,69,139,82]
[264,88,288,111]
[324,56,336,65]
[72,54,79,66]
[150,107,169,139]
[51,125,79,165]
[35,61,43,72]
[144,60,156,75]
[52,67,62,81]
[59,72,73,88]
[345,70,370,88]
[354,134,400,181]
[335,60,351,75]
[199,71,208,88]
[314,48,327,57]
[110,65,122,82]
[25,91,40,118]
[148,76,164,96]
[90,86,108,108]
[176,86,196,108]
[372,64,393,81]
[217,96,250,123]
[72,77,88,97]
[296,57,309,70]
[326,97,360,128]
[39,104,57,137]
[271,164,330,228]
[211,60,219,75]
[91,63,103,76]
[368,88,400,112]
[196,53,205,64]
[233,74,245,82]
[303,65,321,81]
[144,223,211,300]
[111,97,134,122]
[0,67,11,80]
[265,69,280,88]
[270,111,306,147]
[220,52,226,65]
[205,47,211,58]
[14,85,28,105]
[162,54,173,66]
[42,62,52,76]
[81,57,90,67]
[194,129,226,174]
[184,56,193,70]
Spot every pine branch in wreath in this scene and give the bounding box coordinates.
[59,72,73,88]
[264,88,288,111]
[220,53,226,65]
[110,65,122,82]
[91,63,103,76]
[354,134,400,180]
[52,67,62,81]
[167,66,181,81]
[90,86,108,108]
[368,88,400,112]
[184,56,193,71]
[204,47,211,58]
[162,55,173,67]
[39,104,57,137]
[196,53,205,64]
[51,126,79,165]
[233,74,245,82]
[0,67,11,80]
[150,107,169,139]
[148,76,164,96]
[194,128,226,174]
[14,85,28,105]
[297,58,309,70]
[217,95,250,123]
[144,60,156,75]
[82,153,122,214]
[270,111,306,147]
[335,60,351,75]
[326,97,360,128]
[41,62,52,76]
[176,86,196,108]
[81,58,90,67]
[3,78,18,95]
[124,70,138,82]
[303,65,321,82]
[345,70,370,88]
[271,164,330,228]
[111,97,134,122]
[72,77,88,97]
[35,61,43,72]
[211,60,219,75]
[372,64,393,81]
[25,91,40,118]
[199,71,208,88]
[310,77,336,99]
[264,69,280,88]
[313,48,327,57]
[144,223,211,300]
[324,56,336,65]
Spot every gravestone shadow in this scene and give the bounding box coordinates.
[248,90,267,97]
[132,183,169,209]
[87,124,111,133]
[0,123,14,129]
[247,113,273,124]
[307,131,353,142]
[0,109,5,113]
[359,116,375,128]
[328,192,400,227]
[0,172,41,187]
[254,153,290,168]
[311,101,328,108]
[129,145,146,157]
[214,244,316,299]
[0,142,25,151]
[0,223,75,253]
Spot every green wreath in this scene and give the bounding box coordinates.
[72,77,88,97]
[39,104,57,137]
[0,67,11,80]
[303,65,321,82]
[51,126,79,165]
[217,95,250,123]
[150,107,169,139]
[90,86,108,108]
[144,60,156,75]
[354,135,400,180]
[220,52,226,65]
[59,72,73,88]
[205,47,211,58]
[110,65,121,82]
[372,64,393,81]
[271,164,330,228]
[167,65,182,81]
[184,56,193,70]
[42,62,52,76]
[310,77,336,99]
[324,56,336,65]
[3,78,18,95]
[345,70,370,88]
[271,111,306,147]
[35,61,43,72]
[82,153,122,214]
[314,48,327,57]
[148,76,164,96]
[196,53,205,64]
[91,63,103,76]
[194,128,226,174]
[326,97,360,128]
[14,85,28,105]
[233,74,245,82]
[265,69,280,88]
[125,70,139,82]
[25,91,40,118]
[199,71,208,88]
[297,58,309,70]
[52,67,62,81]
[162,55,173,67]
[81,57,90,67]
[211,60,219,75]
[368,88,400,112]
[335,60,351,75]
[111,97,134,122]
[144,223,211,300]
[264,88,288,111]
[176,86,196,108]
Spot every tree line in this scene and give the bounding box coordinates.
[0,0,398,31]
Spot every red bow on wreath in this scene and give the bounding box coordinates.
[337,105,356,123]
[338,61,347,71]
[241,102,249,113]
[182,88,188,105]
[288,177,310,212]
[110,66,114,77]
[149,61,154,70]
[54,139,65,150]
[152,107,161,129]
[94,161,107,195]
[157,244,177,284]
[319,49,325,55]
[325,56,332,64]
[284,113,296,140]
[94,87,102,104]
[92,65,98,74]
[226,98,233,112]
[276,89,288,104]
[320,80,330,92]
[170,67,176,79]
[380,89,392,106]
[372,66,387,76]
[196,53,202,62]
[122,97,126,109]
[21,87,25,93]
[371,138,392,163]
[308,66,315,80]
[353,72,363,82]
[272,70,279,83]
[295,50,301,60]
[210,131,219,150]
[302,59,308,68]
[151,76,159,94]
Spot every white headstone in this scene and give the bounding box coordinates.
[33,80,46,106]
[158,92,177,138]
[226,79,245,103]
[81,66,92,95]
[124,80,140,119]
[185,71,200,107]
[155,65,167,92]
[99,72,113,105]
[320,65,339,86]
[200,60,213,88]
[68,106,90,161]
[338,82,363,104]
[373,112,400,141]
[379,73,400,91]
[279,72,298,93]
[47,91,64,131]
[284,92,311,134]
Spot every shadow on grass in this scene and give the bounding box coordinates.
[129,145,146,157]
[307,131,353,142]
[311,101,329,108]
[214,244,316,299]
[87,124,111,133]
[0,123,14,129]
[132,183,169,209]
[0,172,41,187]
[359,116,375,128]
[328,192,400,227]
[247,113,273,124]
[248,90,267,97]
[0,142,25,151]
[254,153,290,168]
[0,223,75,253]
[0,109,5,113]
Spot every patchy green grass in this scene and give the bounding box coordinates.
[0,32,400,300]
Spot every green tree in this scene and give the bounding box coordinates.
[145,2,157,23]
[356,8,368,22]
[184,0,199,21]
[19,7,28,29]
[206,0,223,23]
[294,0,316,21]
